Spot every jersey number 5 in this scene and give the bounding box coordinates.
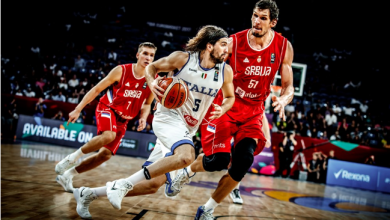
[193,99,201,112]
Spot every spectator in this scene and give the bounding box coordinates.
[275,132,296,178]
[332,103,343,116]
[330,130,341,140]
[295,99,305,119]
[316,152,327,183]
[24,85,36,98]
[74,54,86,71]
[364,155,376,165]
[307,152,320,182]
[52,90,66,102]
[359,100,369,114]
[14,89,24,96]
[337,117,349,139]
[52,111,66,121]
[68,92,79,104]
[58,77,68,90]
[75,110,86,123]
[107,49,117,61]
[343,103,355,118]
[33,97,47,117]
[325,109,338,134]
[68,74,79,88]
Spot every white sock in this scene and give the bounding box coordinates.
[124,169,147,185]
[63,167,79,178]
[92,186,107,197]
[204,198,218,212]
[187,165,195,176]
[69,148,85,162]
[235,182,240,190]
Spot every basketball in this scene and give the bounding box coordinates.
[158,77,189,109]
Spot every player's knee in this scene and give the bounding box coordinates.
[98,148,112,161]
[203,153,230,172]
[101,131,116,145]
[228,138,256,181]
[177,153,194,167]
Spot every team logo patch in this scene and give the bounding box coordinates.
[184,114,198,127]
[135,83,139,88]
[207,125,216,133]
[213,67,219,82]
[244,57,249,63]
[125,82,130,87]
[271,53,275,64]
[257,56,261,63]
[201,73,207,79]
[143,82,147,89]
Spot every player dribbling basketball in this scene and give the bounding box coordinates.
[72,25,236,219]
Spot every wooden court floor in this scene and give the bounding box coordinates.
[1,141,390,220]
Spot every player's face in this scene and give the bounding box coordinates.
[136,47,156,68]
[251,8,276,38]
[210,38,228,64]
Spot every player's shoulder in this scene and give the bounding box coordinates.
[223,63,233,75]
[169,51,189,59]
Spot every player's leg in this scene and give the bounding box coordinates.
[74,175,167,219]
[55,105,117,175]
[106,115,197,209]
[229,181,243,204]
[196,117,265,219]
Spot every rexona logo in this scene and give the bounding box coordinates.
[334,169,370,182]
[22,122,93,143]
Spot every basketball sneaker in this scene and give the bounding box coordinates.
[230,189,243,204]
[56,174,74,192]
[73,187,97,219]
[106,179,133,210]
[55,155,77,175]
[165,167,195,197]
[194,205,214,220]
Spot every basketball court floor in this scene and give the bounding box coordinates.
[2,141,390,219]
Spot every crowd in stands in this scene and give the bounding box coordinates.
[2,4,390,151]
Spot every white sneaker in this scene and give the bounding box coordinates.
[165,167,195,197]
[73,187,97,219]
[230,189,243,204]
[195,205,214,220]
[55,155,77,175]
[106,179,133,210]
[56,175,74,192]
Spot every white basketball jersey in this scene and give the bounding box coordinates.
[155,51,225,135]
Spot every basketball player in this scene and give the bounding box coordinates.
[72,25,235,219]
[165,1,294,219]
[54,42,157,193]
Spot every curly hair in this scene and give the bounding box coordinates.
[185,25,228,52]
[254,0,279,21]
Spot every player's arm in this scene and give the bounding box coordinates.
[145,51,189,100]
[209,64,235,120]
[262,112,271,148]
[137,93,155,131]
[67,65,122,125]
[271,40,294,121]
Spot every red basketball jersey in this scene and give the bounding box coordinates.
[99,64,151,120]
[230,29,287,105]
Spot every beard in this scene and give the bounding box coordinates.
[251,28,267,38]
[210,49,225,64]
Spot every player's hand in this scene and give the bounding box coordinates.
[67,109,81,126]
[271,95,287,121]
[265,140,271,148]
[137,118,146,131]
[150,76,166,102]
[209,104,223,120]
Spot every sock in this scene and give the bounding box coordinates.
[187,165,195,176]
[69,148,85,162]
[63,167,79,178]
[92,186,107,197]
[204,198,218,212]
[124,169,147,185]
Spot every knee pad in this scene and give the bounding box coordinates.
[228,138,257,181]
[203,153,231,172]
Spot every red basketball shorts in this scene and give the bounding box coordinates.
[201,110,266,157]
[95,102,128,155]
